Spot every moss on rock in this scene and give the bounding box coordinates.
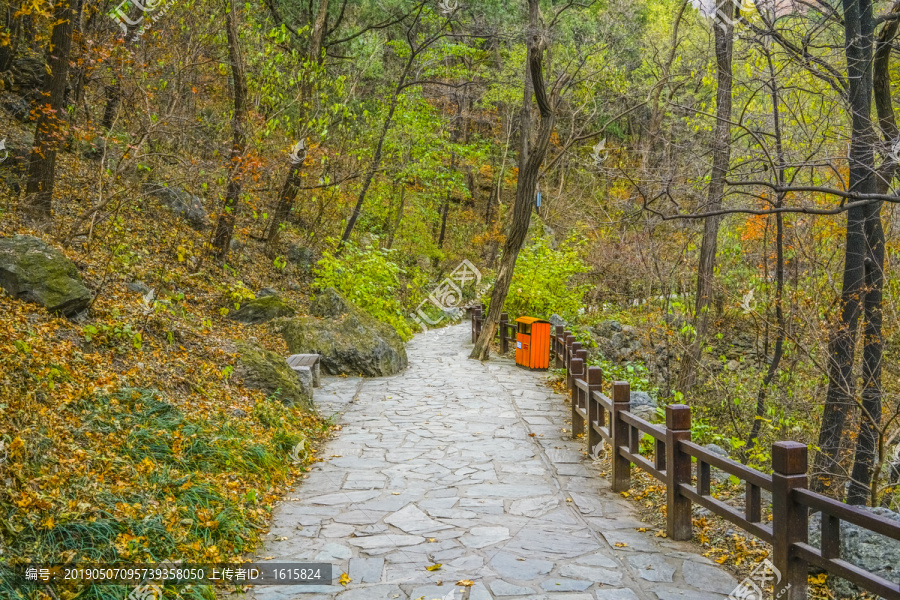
[278,288,407,377]
[0,235,91,316]
[229,295,295,324]
[234,342,314,411]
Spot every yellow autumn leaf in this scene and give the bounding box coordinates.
[615,542,628,547]
[426,564,442,571]
[339,572,351,585]
[456,580,475,587]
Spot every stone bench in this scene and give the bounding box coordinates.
[287,354,321,388]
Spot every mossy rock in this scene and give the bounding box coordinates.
[234,342,313,411]
[279,288,407,377]
[0,235,91,316]
[229,295,295,324]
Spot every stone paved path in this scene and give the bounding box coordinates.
[249,324,739,600]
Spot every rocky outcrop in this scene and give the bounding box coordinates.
[0,235,92,316]
[287,245,315,272]
[229,295,295,325]
[144,182,210,231]
[808,506,900,599]
[278,288,407,377]
[234,342,313,410]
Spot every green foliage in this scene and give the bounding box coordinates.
[501,235,590,321]
[83,322,143,351]
[314,240,413,340]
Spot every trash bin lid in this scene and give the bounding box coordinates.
[515,316,550,325]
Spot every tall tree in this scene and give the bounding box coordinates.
[811,0,878,496]
[676,3,734,391]
[471,0,560,361]
[23,0,75,222]
[211,0,249,262]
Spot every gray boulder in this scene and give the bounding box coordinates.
[549,314,567,329]
[278,288,407,377]
[630,391,655,408]
[234,342,313,411]
[0,235,91,316]
[229,295,295,325]
[0,92,32,122]
[808,506,900,599]
[144,182,210,231]
[287,245,315,271]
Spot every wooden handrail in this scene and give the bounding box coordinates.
[553,340,900,600]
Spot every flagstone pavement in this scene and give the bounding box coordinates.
[247,323,739,600]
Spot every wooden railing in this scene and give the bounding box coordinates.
[470,304,516,354]
[553,325,900,600]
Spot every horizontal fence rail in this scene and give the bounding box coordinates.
[469,304,516,354]
[550,325,900,600]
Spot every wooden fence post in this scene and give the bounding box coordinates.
[665,404,692,540]
[500,313,509,354]
[611,381,631,493]
[554,325,564,367]
[771,441,808,600]
[586,366,603,454]
[564,332,574,371]
[570,357,585,439]
[567,342,582,391]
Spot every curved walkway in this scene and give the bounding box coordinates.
[249,323,738,600]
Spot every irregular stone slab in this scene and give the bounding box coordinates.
[314,543,352,561]
[463,483,549,498]
[490,551,553,580]
[348,557,384,583]
[0,235,91,316]
[335,584,404,599]
[509,496,559,518]
[540,579,592,592]
[681,560,739,593]
[505,528,599,557]
[626,553,675,582]
[459,526,509,549]
[490,579,535,596]
[384,504,453,535]
[347,534,426,550]
[559,563,622,586]
[305,490,381,505]
[595,589,641,600]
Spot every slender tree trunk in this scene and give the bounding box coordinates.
[23,0,74,222]
[471,0,554,361]
[308,0,329,63]
[847,1,898,505]
[746,48,787,454]
[386,184,405,249]
[437,192,450,248]
[811,0,876,496]
[676,6,734,391]
[266,142,307,253]
[211,0,248,263]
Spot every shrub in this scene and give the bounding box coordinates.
[314,240,414,340]
[502,236,590,321]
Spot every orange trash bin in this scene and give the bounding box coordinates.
[515,317,551,370]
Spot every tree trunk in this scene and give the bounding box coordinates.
[266,142,307,253]
[386,184,405,249]
[23,0,75,222]
[211,0,248,263]
[846,1,898,505]
[308,0,329,63]
[437,192,450,248]
[746,48,787,455]
[811,0,876,496]
[676,5,734,391]
[471,0,554,361]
